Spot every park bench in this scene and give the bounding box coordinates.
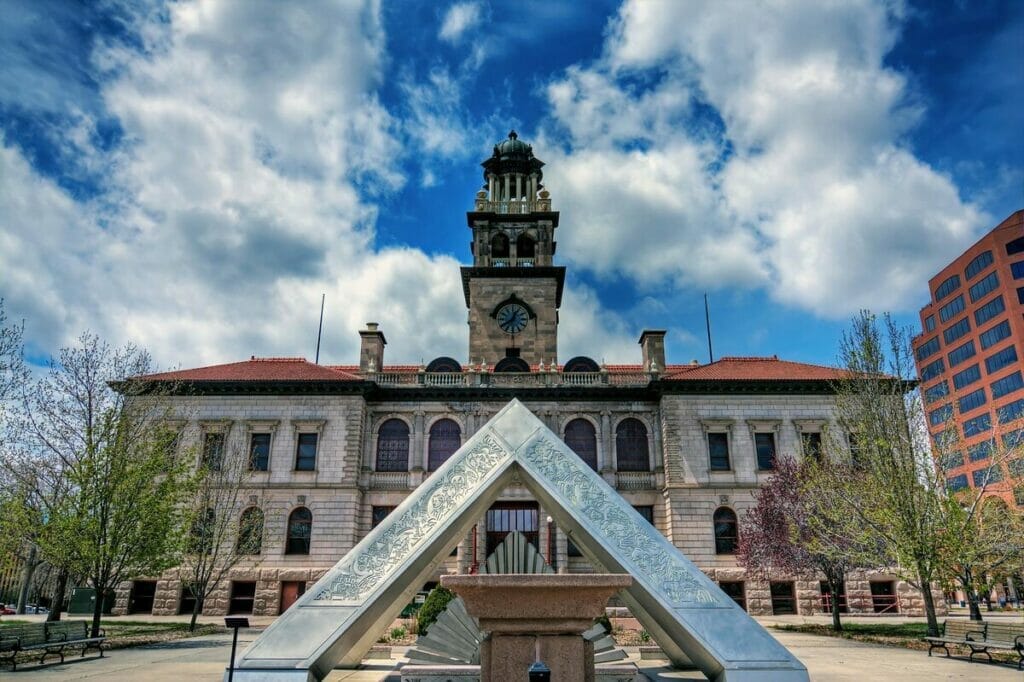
[924,619,1024,669]
[0,620,105,671]
[923,619,984,659]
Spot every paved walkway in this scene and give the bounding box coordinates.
[8,626,1020,681]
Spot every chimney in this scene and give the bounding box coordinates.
[639,330,667,372]
[359,322,387,373]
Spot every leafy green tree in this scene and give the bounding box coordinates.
[417,586,455,635]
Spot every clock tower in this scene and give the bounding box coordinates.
[462,131,564,370]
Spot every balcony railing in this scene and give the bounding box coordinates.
[369,471,410,490]
[474,198,553,213]
[369,370,655,388]
[491,257,535,268]
[615,471,656,490]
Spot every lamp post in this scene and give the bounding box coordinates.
[224,616,249,682]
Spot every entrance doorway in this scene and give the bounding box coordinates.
[870,581,898,613]
[486,502,538,556]
[129,580,157,614]
[280,581,306,614]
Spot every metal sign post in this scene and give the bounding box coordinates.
[224,617,250,682]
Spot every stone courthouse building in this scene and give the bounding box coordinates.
[123,132,938,619]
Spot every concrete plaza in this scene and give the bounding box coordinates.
[5,614,1021,681]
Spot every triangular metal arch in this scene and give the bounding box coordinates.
[231,400,808,681]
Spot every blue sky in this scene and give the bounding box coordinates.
[1,0,1021,370]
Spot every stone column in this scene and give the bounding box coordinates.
[652,408,664,473]
[599,411,613,473]
[503,174,510,203]
[412,412,425,471]
[515,173,522,201]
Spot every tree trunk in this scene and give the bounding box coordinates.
[46,569,69,622]
[90,582,105,638]
[920,579,940,637]
[829,576,844,632]
[189,594,202,632]
[967,591,983,621]
[15,544,38,614]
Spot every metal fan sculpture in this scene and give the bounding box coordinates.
[405,531,625,665]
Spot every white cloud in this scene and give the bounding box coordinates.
[540,0,986,316]
[439,2,482,44]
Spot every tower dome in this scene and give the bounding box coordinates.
[482,130,545,181]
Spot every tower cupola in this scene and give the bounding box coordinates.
[476,131,549,215]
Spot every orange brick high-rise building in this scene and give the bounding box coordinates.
[912,210,1024,507]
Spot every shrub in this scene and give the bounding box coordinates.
[593,613,612,633]
[390,626,407,641]
[417,586,455,635]
[639,630,651,643]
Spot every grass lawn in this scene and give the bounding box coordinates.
[771,622,1021,666]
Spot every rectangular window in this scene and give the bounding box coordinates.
[754,432,777,470]
[1002,428,1024,448]
[707,432,731,470]
[991,371,1024,399]
[929,404,953,426]
[924,315,936,332]
[963,413,992,436]
[965,250,994,280]
[957,388,986,414]
[916,336,941,361]
[938,294,965,323]
[1007,236,1024,255]
[935,274,961,301]
[801,432,823,460]
[972,466,1002,487]
[1015,487,1024,507]
[974,295,1005,325]
[229,581,256,615]
[997,398,1024,425]
[1007,458,1024,478]
[923,380,950,404]
[719,581,746,611]
[1018,287,1024,305]
[1011,261,1024,280]
[202,432,225,470]
[968,271,999,303]
[295,433,318,471]
[942,318,971,345]
[770,582,797,615]
[979,320,1011,349]
[932,429,954,449]
[952,364,981,390]
[947,340,976,367]
[941,451,964,469]
[371,506,395,529]
[967,440,993,462]
[946,474,968,492]
[249,433,271,471]
[921,358,945,382]
[633,505,654,525]
[985,345,1018,374]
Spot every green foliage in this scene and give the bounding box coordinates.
[416,586,455,635]
[389,626,407,640]
[638,629,651,643]
[593,613,612,634]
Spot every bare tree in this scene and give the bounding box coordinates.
[176,428,264,631]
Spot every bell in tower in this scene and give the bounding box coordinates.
[462,131,565,369]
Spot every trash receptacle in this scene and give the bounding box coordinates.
[68,587,115,615]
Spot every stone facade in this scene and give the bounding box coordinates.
[117,132,944,621]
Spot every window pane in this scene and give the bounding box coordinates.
[957,388,986,414]
[1007,236,1024,255]
[938,294,964,322]
[974,295,1005,325]
[616,419,650,471]
[947,340,976,367]
[707,432,730,470]
[997,398,1024,425]
[633,505,654,524]
[564,419,598,471]
[428,419,461,471]
[935,275,961,301]
[952,364,981,390]
[963,413,992,436]
[237,508,263,555]
[946,474,968,491]
[968,271,999,303]
[991,371,1024,399]
[924,315,936,332]
[203,432,225,470]
[295,433,317,471]
[916,336,941,361]
[923,380,949,404]
[979,320,1011,349]
[371,506,395,528]
[376,419,409,471]
[942,318,970,345]
[965,251,994,280]
[973,466,1002,487]
[1011,261,1024,280]
[249,433,271,471]
[713,507,738,554]
[967,440,993,462]
[286,507,312,555]
[801,432,822,460]
[929,404,953,426]
[984,345,1018,374]
[920,358,945,382]
[755,432,776,470]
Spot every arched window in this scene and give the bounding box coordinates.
[494,357,530,373]
[516,233,535,259]
[615,418,650,472]
[237,507,264,555]
[563,356,600,373]
[426,357,462,373]
[189,508,215,554]
[491,233,510,259]
[376,419,409,472]
[564,419,598,471]
[286,507,312,555]
[713,507,738,555]
[428,419,461,471]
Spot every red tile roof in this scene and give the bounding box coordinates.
[662,356,846,381]
[141,357,361,382]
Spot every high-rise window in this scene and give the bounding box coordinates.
[974,295,1005,325]
[707,432,730,470]
[973,467,1002,487]
[754,432,777,470]
[979,320,1011,349]
[924,315,936,332]
[957,388,986,414]
[968,271,999,303]
[947,340,976,367]
[946,474,968,491]
[985,345,1018,374]
[963,413,992,436]
[916,336,941,361]
[967,441,993,462]
[934,275,961,301]
[965,250,994,279]
[929,404,953,426]
[923,380,949,404]
[1007,236,1024,255]
[942,318,970,345]
[1011,261,1024,280]
[997,399,1024,425]
[938,294,965,323]
[921,358,945,382]
[991,371,1024,399]
[952,364,981,390]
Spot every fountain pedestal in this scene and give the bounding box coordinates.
[441,574,632,682]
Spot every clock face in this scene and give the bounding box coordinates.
[497,303,529,334]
